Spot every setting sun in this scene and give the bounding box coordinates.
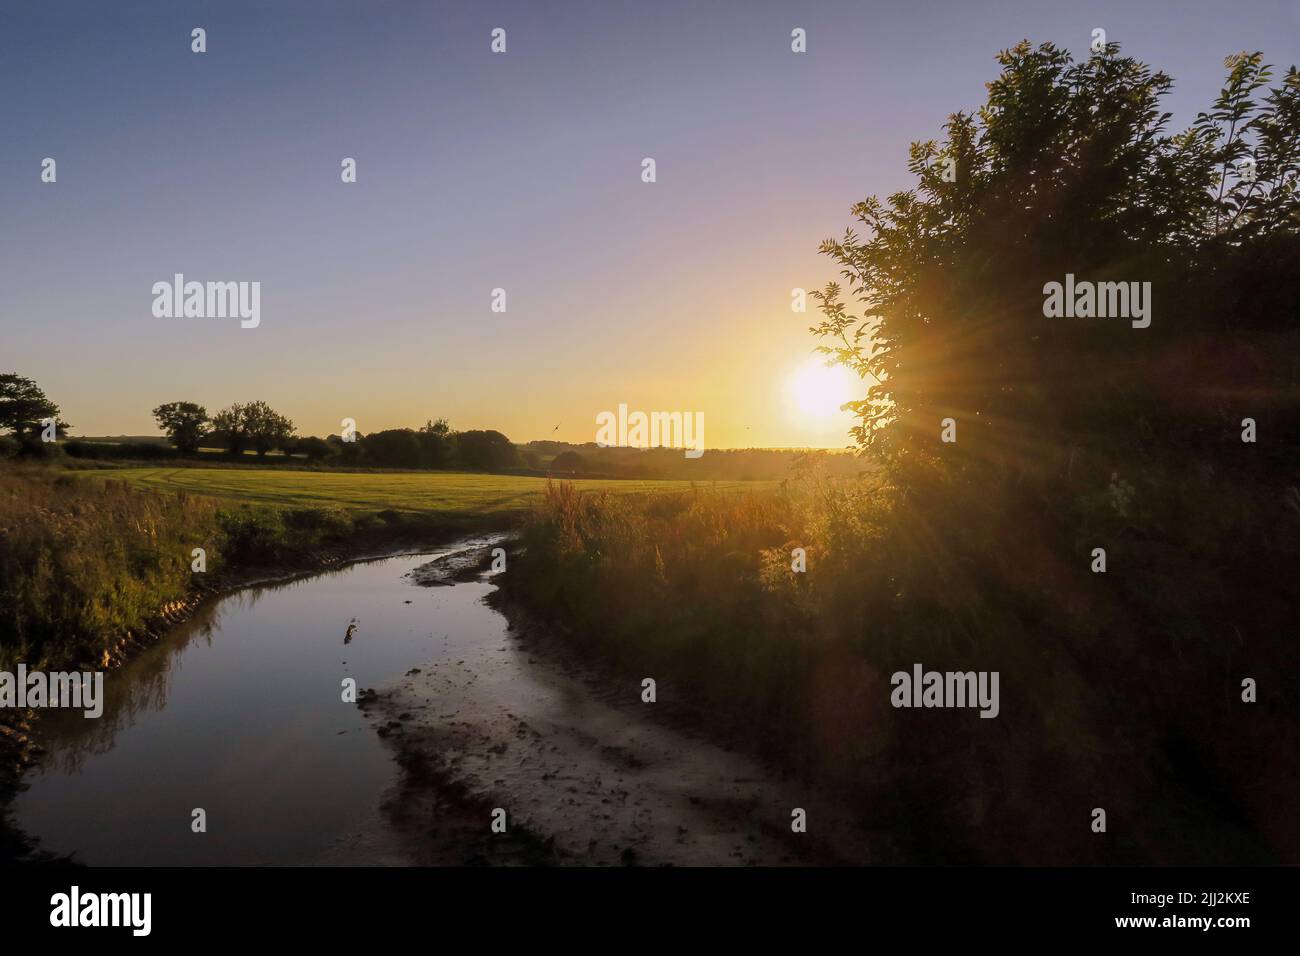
[785,356,858,423]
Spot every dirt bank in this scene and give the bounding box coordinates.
[364,562,872,866]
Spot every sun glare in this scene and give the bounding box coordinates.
[784,356,857,424]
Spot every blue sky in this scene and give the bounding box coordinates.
[3,0,1296,446]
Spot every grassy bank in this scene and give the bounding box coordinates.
[1,468,222,673]
[0,466,515,672]
[0,464,515,860]
[498,469,1300,865]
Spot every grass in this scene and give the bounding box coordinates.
[100,466,765,517]
[500,464,1300,866]
[0,469,222,671]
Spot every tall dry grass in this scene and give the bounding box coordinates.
[0,467,398,670]
[501,464,1299,864]
[0,468,222,669]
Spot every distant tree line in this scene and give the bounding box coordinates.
[4,377,863,479]
[0,381,525,472]
[148,402,522,470]
[324,421,520,470]
[523,441,864,480]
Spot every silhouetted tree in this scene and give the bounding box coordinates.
[152,401,209,454]
[242,401,295,456]
[0,373,69,446]
[418,419,454,467]
[210,403,248,455]
[813,44,1299,475]
[209,401,294,456]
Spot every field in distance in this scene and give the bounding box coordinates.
[105,466,769,517]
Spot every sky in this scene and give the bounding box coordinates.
[3,0,1297,449]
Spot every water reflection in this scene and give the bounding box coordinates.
[14,541,501,866]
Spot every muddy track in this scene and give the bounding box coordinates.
[364,553,869,866]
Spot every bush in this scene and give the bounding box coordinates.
[281,507,351,536]
[360,429,424,468]
[63,440,178,461]
[293,436,338,462]
[500,470,1300,864]
[455,429,519,470]
[214,507,285,563]
[549,450,586,474]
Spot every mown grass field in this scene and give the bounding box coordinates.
[103,466,768,517]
